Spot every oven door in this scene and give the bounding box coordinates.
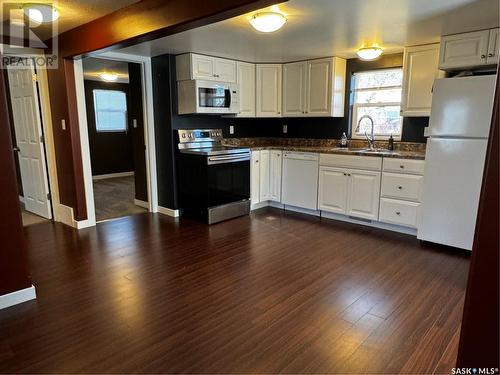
[207,154,250,207]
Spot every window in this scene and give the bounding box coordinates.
[351,68,403,139]
[93,89,127,132]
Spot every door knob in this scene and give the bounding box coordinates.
[13,147,20,152]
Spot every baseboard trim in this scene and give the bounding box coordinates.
[158,206,180,218]
[284,204,321,217]
[249,201,417,236]
[92,171,134,180]
[55,204,74,227]
[0,285,36,310]
[321,211,418,236]
[134,199,150,209]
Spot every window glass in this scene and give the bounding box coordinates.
[93,90,127,132]
[351,68,403,139]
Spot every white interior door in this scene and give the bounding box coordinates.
[7,62,52,219]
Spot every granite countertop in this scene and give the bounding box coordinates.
[222,138,426,160]
[245,146,425,160]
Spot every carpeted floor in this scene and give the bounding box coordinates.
[93,175,147,221]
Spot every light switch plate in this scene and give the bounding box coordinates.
[229,125,234,134]
[283,124,288,134]
[61,119,66,130]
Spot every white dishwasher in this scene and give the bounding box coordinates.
[282,152,319,210]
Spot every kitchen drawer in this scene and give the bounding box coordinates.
[320,154,382,171]
[379,198,420,228]
[381,173,423,202]
[383,158,425,175]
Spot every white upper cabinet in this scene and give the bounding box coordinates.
[487,28,500,65]
[282,57,346,118]
[401,44,443,117]
[307,58,346,117]
[256,64,282,117]
[176,53,236,82]
[439,29,496,70]
[236,62,256,117]
[283,62,307,117]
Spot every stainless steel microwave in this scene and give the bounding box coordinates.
[177,80,239,115]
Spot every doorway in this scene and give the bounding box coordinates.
[5,60,53,227]
[82,57,149,222]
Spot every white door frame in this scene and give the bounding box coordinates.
[73,52,158,228]
[1,46,61,222]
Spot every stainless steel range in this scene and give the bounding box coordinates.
[176,129,251,224]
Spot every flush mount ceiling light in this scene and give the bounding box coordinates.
[23,3,59,24]
[357,46,384,61]
[249,12,286,33]
[100,72,119,82]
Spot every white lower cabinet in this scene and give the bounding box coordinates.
[251,150,282,207]
[269,151,282,202]
[318,167,348,214]
[379,198,420,228]
[346,170,381,220]
[318,166,381,220]
[379,158,425,229]
[250,151,260,205]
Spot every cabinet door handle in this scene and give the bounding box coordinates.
[488,53,494,57]
[398,186,403,190]
[396,211,401,216]
[481,54,486,59]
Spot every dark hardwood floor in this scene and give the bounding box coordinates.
[0,208,470,374]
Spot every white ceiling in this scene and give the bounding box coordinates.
[117,0,500,62]
[83,57,129,83]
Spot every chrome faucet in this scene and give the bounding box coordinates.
[357,115,375,150]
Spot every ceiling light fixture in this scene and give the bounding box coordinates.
[23,3,59,24]
[249,12,286,33]
[357,46,384,61]
[100,72,119,82]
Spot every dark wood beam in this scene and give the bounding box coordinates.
[56,0,286,58]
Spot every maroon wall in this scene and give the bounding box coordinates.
[0,64,32,296]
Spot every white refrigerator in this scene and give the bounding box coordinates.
[417,75,496,250]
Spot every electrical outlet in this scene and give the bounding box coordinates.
[229,125,234,134]
[283,124,288,134]
[61,119,66,130]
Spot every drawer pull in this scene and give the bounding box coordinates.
[399,165,405,169]
[396,211,401,216]
[398,186,403,190]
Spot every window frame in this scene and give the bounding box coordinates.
[92,89,128,133]
[350,68,403,141]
